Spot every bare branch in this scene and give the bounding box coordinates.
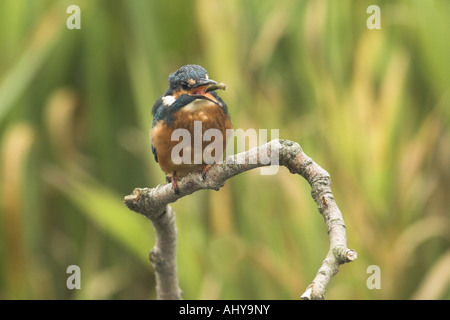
[123,139,357,300]
[123,193,181,299]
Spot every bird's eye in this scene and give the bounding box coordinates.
[181,81,189,90]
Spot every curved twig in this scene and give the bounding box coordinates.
[123,139,357,300]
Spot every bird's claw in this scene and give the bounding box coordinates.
[201,165,212,181]
[170,171,180,195]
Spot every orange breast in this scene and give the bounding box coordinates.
[151,103,232,177]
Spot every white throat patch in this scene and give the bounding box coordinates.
[162,95,176,106]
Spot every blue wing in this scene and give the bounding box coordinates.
[150,96,164,164]
[151,143,158,163]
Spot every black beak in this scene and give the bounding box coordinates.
[192,79,217,89]
[191,79,227,93]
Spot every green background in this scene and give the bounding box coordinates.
[0,0,449,299]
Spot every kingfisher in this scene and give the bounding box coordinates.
[150,65,232,194]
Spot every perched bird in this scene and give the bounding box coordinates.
[150,65,232,194]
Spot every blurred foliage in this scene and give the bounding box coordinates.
[0,0,449,300]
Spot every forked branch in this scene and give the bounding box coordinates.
[123,139,357,300]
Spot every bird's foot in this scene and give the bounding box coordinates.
[201,164,212,181]
[170,171,180,195]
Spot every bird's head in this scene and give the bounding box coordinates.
[163,64,226,106]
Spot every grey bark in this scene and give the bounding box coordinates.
[124,139,357,300]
